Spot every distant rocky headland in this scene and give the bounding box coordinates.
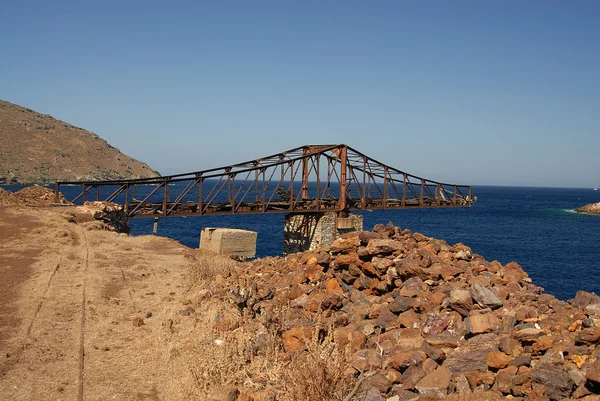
[576,202,600,215]
[0,99,160,184]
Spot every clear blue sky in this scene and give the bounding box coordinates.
[1,1,599,187]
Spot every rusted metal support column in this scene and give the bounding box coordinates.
[124,184,129,211]
[230,173,235,214]
[316,156,321,210]
[163,181,169,215]
[301,148,310,199]
[198,176,203,215]
[361,156,367,209]
[261,168,267,213]
[339,145,348,210]
[255,168,259,203]
[383,167,389,209]
[289,161,294,211]
[402,174,407,207]
[54,181,59,203]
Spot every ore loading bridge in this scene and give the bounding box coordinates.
[55,144,475,217]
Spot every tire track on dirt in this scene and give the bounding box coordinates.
[2,260,62,375]
[4,257,63,373]
[120,267,137,309]
[77,227,89,401]
[25,261,61,337]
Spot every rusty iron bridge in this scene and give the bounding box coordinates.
[55,144,475,218]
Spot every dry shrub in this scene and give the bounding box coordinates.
[185,255,355,400]
[186,305,284,398]
[190,251,238,284]
[279,322,353,401]
[189,330,252,394]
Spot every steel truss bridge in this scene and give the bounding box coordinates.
[55,144,475,218]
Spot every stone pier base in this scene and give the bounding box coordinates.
[283,212,363,254]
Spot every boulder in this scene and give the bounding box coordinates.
[470,284,503,309]
[390,296,415,314]
[571,290,600,308]
[349,348,383,371]
[282,326,312,353]
[531,364,574,400]
[366,239,403,255]
[465,313,500,336]
[448,288,473,316]
[514,328,544,342]
[486,350,512,369]
[385,350,427,370]
[501,261,529,283]
[586,359,600,387]
[330,236,360,254]
[443,333,500,373]
[575,326,600,345]
[415,366,451,396]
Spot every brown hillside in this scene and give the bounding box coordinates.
[0,99,160,184]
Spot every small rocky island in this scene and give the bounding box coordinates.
[576,202,600,215]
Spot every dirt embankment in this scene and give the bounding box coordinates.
[3,200,600,400]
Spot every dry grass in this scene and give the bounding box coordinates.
[184,308,355,399]
[278,321,353,401]
[180,251,279,398]
[182,252,358,400]
[182,301,284,398]
[190,250,238,284]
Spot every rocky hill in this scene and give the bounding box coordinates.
[0,99,159,184]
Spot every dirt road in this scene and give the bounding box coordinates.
[0,206,203,401]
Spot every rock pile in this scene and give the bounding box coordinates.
[0,187,18,205]
[0,186,69,206]
[213,222,600,400]
[14,186,69,206]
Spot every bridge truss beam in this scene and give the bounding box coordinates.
[55,144,474,218]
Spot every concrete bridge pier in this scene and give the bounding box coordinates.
[283,211,363,254]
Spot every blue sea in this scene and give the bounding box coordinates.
[3,185,600,300]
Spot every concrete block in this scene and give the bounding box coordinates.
[200,228,257,259]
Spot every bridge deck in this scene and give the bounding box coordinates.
[125,196,464,217]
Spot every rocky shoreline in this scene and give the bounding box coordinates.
[208,222,600,400]
[576,202,600,215]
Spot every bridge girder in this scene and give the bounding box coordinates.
[55,144,474,217]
